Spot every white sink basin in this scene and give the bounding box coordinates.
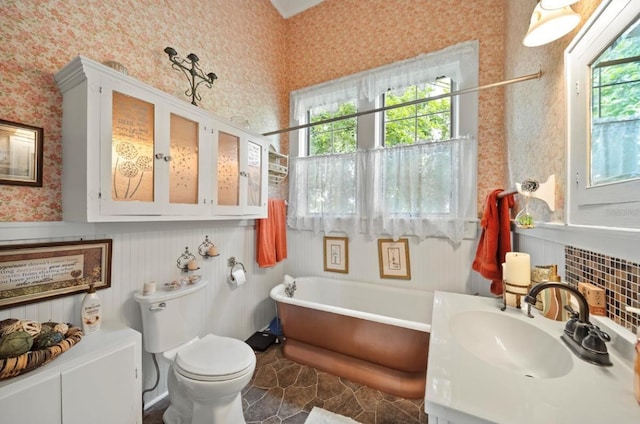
[449,310,573,379]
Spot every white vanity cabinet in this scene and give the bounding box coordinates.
[214,121,268,217]
[56,56,217,221]
[0,324,141,424]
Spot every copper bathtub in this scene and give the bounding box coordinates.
[269,276,432,399]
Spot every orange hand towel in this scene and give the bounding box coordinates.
[472,189,514,295]
[256,199,288,268]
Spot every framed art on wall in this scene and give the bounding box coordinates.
[0,119,44,187]
[0,239,112,309]
[378,238,411,279]
[323,236,349,273]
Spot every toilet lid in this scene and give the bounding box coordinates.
[174,334,256,382]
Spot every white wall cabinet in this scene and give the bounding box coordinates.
[214,121,268,216]
[0,325,141,424]
[55,56,267,222]
[98,78,212,218]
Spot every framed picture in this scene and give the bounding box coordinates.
[0,239,112,309]
[0,119,44,187]
[323,236,349,273]
[378,238,411,280]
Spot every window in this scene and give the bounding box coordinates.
[590,20,640,186]
[308,100,357,155]
[288,41,479,243]
[567,0,640,228]
[384,78,453,146]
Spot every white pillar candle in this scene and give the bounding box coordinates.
[505,252,531,295]
[502,262,517,307]
[143,281,156,296]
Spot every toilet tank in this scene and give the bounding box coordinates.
[134,279,208,353]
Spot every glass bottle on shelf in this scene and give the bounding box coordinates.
[515,194,535,228]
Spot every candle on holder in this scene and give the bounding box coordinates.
[187,259,198,270]
[505,252,531,292]
[207,245,218,256]
[143,281,156,296]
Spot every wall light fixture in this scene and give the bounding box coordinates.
[523,2,581,47]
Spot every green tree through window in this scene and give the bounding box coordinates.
[384,78,452,146]
[590,18,640,186]
[308,101,357,155]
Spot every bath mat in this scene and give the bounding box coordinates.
[305,407,359,424]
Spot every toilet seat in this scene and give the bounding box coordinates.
[174,334,255,382]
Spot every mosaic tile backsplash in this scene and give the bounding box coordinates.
[565,246,640,334]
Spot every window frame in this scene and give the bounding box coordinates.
[288,42,479,232]
[381,78,455,147]
[566,0,640,228]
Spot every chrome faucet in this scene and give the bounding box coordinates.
[524,282,612,366]
[284,281,296,298]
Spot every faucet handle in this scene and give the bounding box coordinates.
[589,325,611,342]
[563,304,579,319]
[581,327,610,354]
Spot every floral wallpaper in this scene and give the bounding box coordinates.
[0,0,287,221]
[504,0,602,222]
[5,0,602,223]
[285,0,508,211]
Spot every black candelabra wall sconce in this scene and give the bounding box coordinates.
[164,46,217,106]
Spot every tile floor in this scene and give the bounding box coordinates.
[143,342,429,423]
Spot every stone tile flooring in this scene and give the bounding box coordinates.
[143,342,429,423]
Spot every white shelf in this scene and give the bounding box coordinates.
[268,147,288,185]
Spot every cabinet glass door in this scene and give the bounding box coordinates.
[169,113,199,205]
[217,131,240,206]
[247,141,263,207]
[111,91,155,203]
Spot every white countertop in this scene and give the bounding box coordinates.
[425,292,640,424]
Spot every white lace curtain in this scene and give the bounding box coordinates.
[290,40,479,121]
[287,138,476,244]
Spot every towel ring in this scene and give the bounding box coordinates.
[227,257,246,281]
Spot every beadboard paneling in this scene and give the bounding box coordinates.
[285,229,481,295]
[0,221,283,407]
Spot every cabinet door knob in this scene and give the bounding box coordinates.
[163,155,172,162]
[240,171,248,177]
[155,153,164,160]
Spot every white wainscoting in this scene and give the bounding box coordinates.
[0,220,284,408]
[285,229,484,295]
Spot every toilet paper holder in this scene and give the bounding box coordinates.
[227,257,246,281]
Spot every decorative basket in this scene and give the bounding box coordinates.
[0,327,83,380]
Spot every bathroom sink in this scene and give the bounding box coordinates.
[449,310,573,379]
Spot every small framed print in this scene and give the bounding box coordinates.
[323,236,348,273]
[0,119,44,187]
[378,238,411,280]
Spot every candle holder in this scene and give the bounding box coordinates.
[163,47,217,106]
[500,279,532,311]
[176,246,199,272]
[198,235,219,258]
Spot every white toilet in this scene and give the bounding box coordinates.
[134,280,256,424]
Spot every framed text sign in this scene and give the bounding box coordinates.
[0,239,112,309]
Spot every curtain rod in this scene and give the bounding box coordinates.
[262,70,542,137]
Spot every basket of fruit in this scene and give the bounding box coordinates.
[0,319,83,380]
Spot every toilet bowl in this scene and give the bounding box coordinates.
[163,334,256,424]
[133,280,257,424]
